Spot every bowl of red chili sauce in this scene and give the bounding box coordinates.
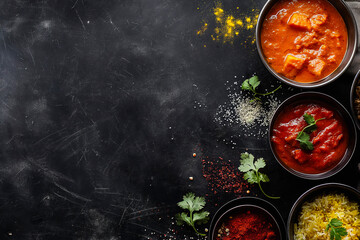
[269,92,357,179]
[256,0,357,88]
[209,197,286,240]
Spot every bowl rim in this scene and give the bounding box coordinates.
[268,91,357,180]
[255,0,358,88]
[208,197,286,239]
[350,69,360,130]
[287,182,360,240]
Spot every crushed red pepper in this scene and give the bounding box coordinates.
[216,208,278,240]
[201,156,250,196]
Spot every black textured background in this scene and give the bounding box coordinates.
[0,0,359,239]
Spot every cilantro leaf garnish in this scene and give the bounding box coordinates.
[175,193,209,236]
[241,75,281,102]
[238,152,279,199]
[303,113,315,124]
[326,218,347,240]
[296,113,325,151]
[297,132,313,151]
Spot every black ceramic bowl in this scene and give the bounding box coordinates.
[256,0,358,88]
[287,183,360,240]
[350,69,360,130]
[208,197,286,240]
[269,92,357,179]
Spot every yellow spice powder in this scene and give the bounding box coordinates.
[197,3,259,44]
[197,22,208,35]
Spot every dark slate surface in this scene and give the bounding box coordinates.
[0,0,359,239]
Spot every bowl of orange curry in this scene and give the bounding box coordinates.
[256,0,357,88]
[269,92,357,179]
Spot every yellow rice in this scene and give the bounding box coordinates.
[294,193,360,240]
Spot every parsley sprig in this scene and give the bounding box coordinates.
[296,113,325,151]
[175,193,209,236]
[326,218,347,240]
[241,75,281,102]
[238,152,279,199]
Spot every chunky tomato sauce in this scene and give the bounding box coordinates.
[271,103,348,174]
[261,0,348,83]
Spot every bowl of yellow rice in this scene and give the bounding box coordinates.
[288,183,360,240]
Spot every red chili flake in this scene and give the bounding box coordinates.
[201,156,250,196]
[216,208,277,240]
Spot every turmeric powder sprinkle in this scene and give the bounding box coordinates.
[197,3,259,44]
[197,22,208,35]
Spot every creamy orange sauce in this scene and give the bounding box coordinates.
[261,0,348,83]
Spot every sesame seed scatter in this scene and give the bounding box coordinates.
[214,77,293,139]
[234,98,262,127]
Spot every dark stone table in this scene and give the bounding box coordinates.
[0,0,359,239]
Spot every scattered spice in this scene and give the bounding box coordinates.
[202,156,250,196]
[216,208,278,240]
[196,22,208,35]
[212,3,259,44]
[196,2,260,44]
[215,86,281,138]
[214,76,294,139]
[222,94,279,129]
[235,99,263,127]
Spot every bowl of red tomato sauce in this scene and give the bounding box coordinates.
[269,92,357,179]
[209,197,286,240]
[256,0,357,88]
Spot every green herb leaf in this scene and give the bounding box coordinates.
[303,124,317,133]
[337,227,347,236]
[254,158,266,170]
[258,172,270,183]
[176,212,191,226]
[241,79,252,91]
[193,211,210,224]
[239,153,256,172]
[176,193,209,236]
[239,152,279,199]
[177,192,206,212]
[177,192,195,210]
[249,76,260,90]
[243,171,258,184]
[330,219,343,227]
[296,132,314,151]
[303,113,315,125]
[241,75,281,101]
[296,114,325,151]
[326,218,347,240]
[192,196,206,212]
[330,228,335,240]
